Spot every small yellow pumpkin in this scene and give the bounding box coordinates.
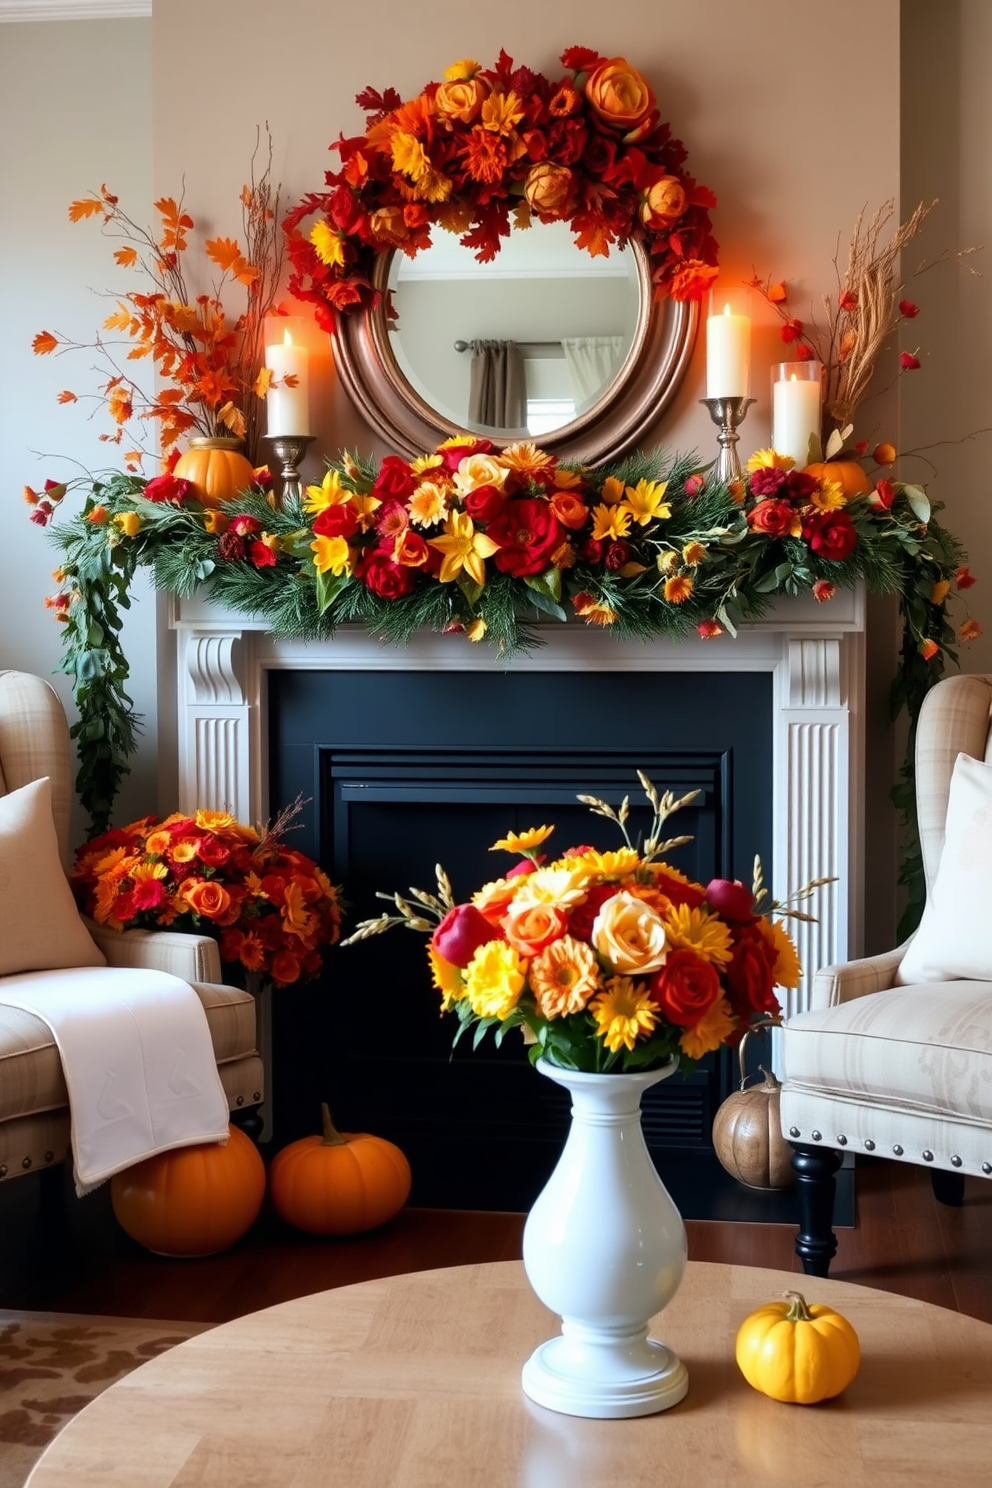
[802,459,872,498]
[735,1290,860,1404]
[173,437,256,509]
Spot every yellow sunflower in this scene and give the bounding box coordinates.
[490,825,555,854]
[746,448,795,472]
[428,945,466,1012]
[573,847,640,880]
[663,903,733,966]
[679,997,737,1058]
[764,918,802,989]
[589,976,658,1053]
[464,941,527,1020]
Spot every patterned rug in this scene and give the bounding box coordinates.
[0,1310,209,1487]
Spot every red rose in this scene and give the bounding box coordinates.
[463,484,506,524]
[705,878,753,921]
[230,513,261,536]
[506,856,543,879]
[747,498,795,538]
[313,504,359,539]
[749,467,788,498]
[567,883,617,941]
[724,920,780,1021]
[432,903,503,967]
[652,869,706,911]
[581,133,617,176]
[271,949,302,985]
[249,539,278,568]
[327,184,365,236]
[650,948,721,1027]
[803,509,857,561]
[439,438,493,473]
[372,455,416,502]
[487,498,564,576]
[355,549,417,599]
[784,471,819,501]
[605,539,632,572]
[143,473,193,504]
[580,537,606,565]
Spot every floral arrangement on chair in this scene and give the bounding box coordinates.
[342,774,820,1074]
[70,807,342,988]
[284,46,719,326]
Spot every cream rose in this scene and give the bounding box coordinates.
[453,453,509,496]
[592,890,668,975]
[435,77,489,125]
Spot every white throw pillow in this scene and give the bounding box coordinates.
[898,751,992,984]
[0,777,105,976]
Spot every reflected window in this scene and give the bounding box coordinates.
[527,398,577,437]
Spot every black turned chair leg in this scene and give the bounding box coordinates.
[930,1168,965,1206]
[231,1105,265,1143]
[791,1143,843,1277]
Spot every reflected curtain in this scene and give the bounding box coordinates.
[561,336,626,414]
[468,340,527,431]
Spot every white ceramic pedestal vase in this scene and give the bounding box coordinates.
[521,1057,688,1419]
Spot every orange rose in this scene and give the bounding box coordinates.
[523,163,574,218]
[583,57,657,137]
[435,76,489,125]
[549,490,589,530]
[504,901,568,957]
[639,175,687,228]
[181,878,232,921]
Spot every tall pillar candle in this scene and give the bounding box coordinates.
[265,328,310,437]
[706,291,751,398]
[771,362,823,466]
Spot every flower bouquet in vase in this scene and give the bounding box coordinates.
[344,773,817,1418]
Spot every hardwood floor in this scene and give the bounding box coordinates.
[0,1156,988,1327]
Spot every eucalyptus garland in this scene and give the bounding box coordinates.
[39,442,969,931]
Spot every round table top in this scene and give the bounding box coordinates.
[26,1259,992,1487]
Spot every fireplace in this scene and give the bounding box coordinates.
[170,588,866,1206]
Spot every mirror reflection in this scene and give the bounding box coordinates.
[386,221,641,439]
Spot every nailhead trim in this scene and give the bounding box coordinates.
[44,1151,54,1163]
[21,1157,31,1169]
[893,1145,904,1156]
[950,1155,963,1167]
[983,1163,992,1175]
[923,1150,934,1161]
[837,1135,848,1145]
[0,1166,8,1178]
[789,1126,800,1138]
[865,1139,875,1151]
[253,1091,262,1102]
[235,1095,245,1107]
[811,1130,822,1141]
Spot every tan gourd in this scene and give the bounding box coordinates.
[711,1024,793,1190]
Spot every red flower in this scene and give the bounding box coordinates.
[749,467,788,498]
[313,504,359,539]
[217,531,247,562]
[355,548,417,599]
[143,473,192,504]
[812,579,836,603]
[870,479,897,511]
[568,884,617,941]
[433,903,503,967]
[794,342,814,361]
[780,318,804,344]
[230,513,261,536]
[249,539,278,568]
[604,539,632,572]
[956,566,977,590]
[803,509,857,561]
[650,948,721,1027]
[462,484,506,524]
[684,474,705,497]
[900,351,921,370]
[371,454,416,502]
[838,288,858,311]
[487,498,564,576]
[704,878,753,921]
[724,920,780,1022]
[374,498,410,543]
[899,299,920,319]
[747,498,796,538]
[697,619,723,639]
[439,438,493,473]
[652,869,706,911]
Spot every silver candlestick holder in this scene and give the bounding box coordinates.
[700,397,756,486]
[265,434,315,507]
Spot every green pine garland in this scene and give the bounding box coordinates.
[42,449,968,931]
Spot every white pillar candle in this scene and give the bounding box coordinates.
[706,302,751,398]
[772,372,822,466]
[265,330,310,437]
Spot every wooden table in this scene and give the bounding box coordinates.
[26,1260,992,1486]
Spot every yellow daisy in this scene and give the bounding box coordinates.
[428,945,466,1013]
[746,448,795,473]
[765,919,802,989]
[599,475,625,505]
[516,865,590,910]
[410,453,445,476]
[497,442,556,478]
[529,936,602,1018]
[464,941,527,1020]
[573,847,640,880]
[621,478,671,526]
[194,810,234,833]
[304,469,350,514]
[408,480,449,527]
[663,903,733,966]
[808,479,848,512]
[490,825,555,854]
[590,503,632,541]
[309,220,346,268]
[679,997,737,1059]
[590,976,658,1053]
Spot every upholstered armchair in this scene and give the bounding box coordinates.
[0,669,263,1185]
[780,672,992,1275]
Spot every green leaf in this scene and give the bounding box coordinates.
[314,569,349,615]
[902,484,931,524]
[753,562,793,594]
[457,574,483,607]
[521,574,567,621]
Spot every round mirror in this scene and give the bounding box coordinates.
[332,224,698,464]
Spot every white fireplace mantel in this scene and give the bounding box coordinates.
[170,586,866,1020]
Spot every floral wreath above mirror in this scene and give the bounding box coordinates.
[284,47,720,329]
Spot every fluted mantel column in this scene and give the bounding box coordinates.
[179,627,253,822]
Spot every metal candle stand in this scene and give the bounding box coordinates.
[265,435,315,507]
[700,397,756,486]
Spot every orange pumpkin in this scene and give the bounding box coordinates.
[111,1124,266,1257]
[172,437,256,509]
[802,460,872,498]
[269,1104,412,1236]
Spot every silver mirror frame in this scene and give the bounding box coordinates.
[331,238,698,463]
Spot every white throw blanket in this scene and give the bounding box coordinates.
[0,965,230,1193]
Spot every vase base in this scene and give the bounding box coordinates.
[521,1336,688,1419]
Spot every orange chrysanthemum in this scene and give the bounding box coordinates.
[529,936,602,1019]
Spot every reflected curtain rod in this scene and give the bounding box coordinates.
[453,339,562,352]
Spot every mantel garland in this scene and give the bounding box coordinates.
[283,46,720,328]
[34,437,972,943]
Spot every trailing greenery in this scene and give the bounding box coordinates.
[41,449,969,935]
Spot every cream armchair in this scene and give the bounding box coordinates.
[780,672,992,1275]
[0,670,263,1184]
